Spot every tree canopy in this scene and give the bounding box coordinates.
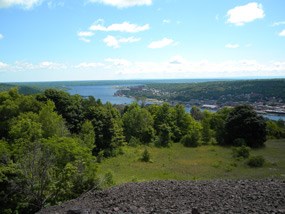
[224,105,267,148]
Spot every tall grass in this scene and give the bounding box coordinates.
[97,139,285,186]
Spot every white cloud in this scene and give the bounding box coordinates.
[279,30,285,37]
[215,14,219,21]
[9,61,66,71]
[272,21,285,27]
[47,1,64,9]
[0,33,3,40]
[76,62,104,69]
[113,57,285,79]
[168,55,187,65]
[78,31,94,37]
[0,0,42,9]
[2,59,285,79]
[14,61,35,70]
[38,61,67,70]
[89,20,150,33]
[119,37,140,43]
[103,35,120,48]
[227,2,265,26]
[148,38,174,49]
[163,19,171,24]
[0,61,8,69]
[88,0,152,8]
[105,58,131,67]
[103,35,140,48]
[225,43,239,49]
[79,37,91,43]
[78,31,94,43]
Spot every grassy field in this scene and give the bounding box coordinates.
[97,139,285,186]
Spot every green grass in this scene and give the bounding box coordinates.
[97,139,285,185]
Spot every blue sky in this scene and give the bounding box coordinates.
[0,0,285,82]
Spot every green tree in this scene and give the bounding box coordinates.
[190,106,203,121]
[209,107,232,145]
[224,105,266,148]
[172,104,193,142]
[156,124,172,147]
[86,103,125,157]
[181,119,202,147]
[153,103,174,132]
[11,137,98,212]
[9,112,42,142]
[123,103,155,144]
[266,120,285,139]
[180,133,200,147]
[44,89,84,133]
[38,100,69,138]
[201,111,215,144]
[79,120,95,150]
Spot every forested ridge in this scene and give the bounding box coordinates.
[118,79,285,104]
[0,83,42,95]
[0,88,285,213]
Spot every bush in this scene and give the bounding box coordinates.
[247,155,265,167]
[140,148,150,162]
[209,137,218,145]
[129,137,140,147]
[103,171,115,187]
[97,151,104,163]
[232,145,250,159]
[233,138,246,147]
[180,133,200,147]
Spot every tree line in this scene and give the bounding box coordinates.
[0,88,284,213]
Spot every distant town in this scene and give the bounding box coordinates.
[115,83,285,116]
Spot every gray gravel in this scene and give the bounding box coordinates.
[39,179,285,214]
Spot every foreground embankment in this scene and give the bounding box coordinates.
[39,179,285,214]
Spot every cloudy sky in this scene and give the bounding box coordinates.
[0,0,285,82]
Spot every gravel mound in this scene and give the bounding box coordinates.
[39,179,285,214]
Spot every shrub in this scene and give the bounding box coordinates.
[103,171,115,187]
[180,133,200,147]
[233,138,246,147]
[247,155,265,167]
[97,151,104,163]
[232,145,250,159]
[141,148,150,162]
[209,137,218,145]
[129,137,140,147]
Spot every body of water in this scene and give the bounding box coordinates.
[68,83,285,121]
[68,85,134,104]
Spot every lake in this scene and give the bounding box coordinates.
[68,83,285,121]
[67,79,223,104]
[68,85,134,104]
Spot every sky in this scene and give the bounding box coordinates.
[0,0,285,82]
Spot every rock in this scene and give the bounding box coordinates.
[38,180,285,214]
[192,208,200,214]
[113,207,119,212]
[66,209,81,214]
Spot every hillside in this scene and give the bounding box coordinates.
[0,83,42,94]
[117,79,285,105]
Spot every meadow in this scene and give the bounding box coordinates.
[97,139,285,185]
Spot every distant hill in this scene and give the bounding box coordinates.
[0,83,42,94]
[118,79,285,104]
